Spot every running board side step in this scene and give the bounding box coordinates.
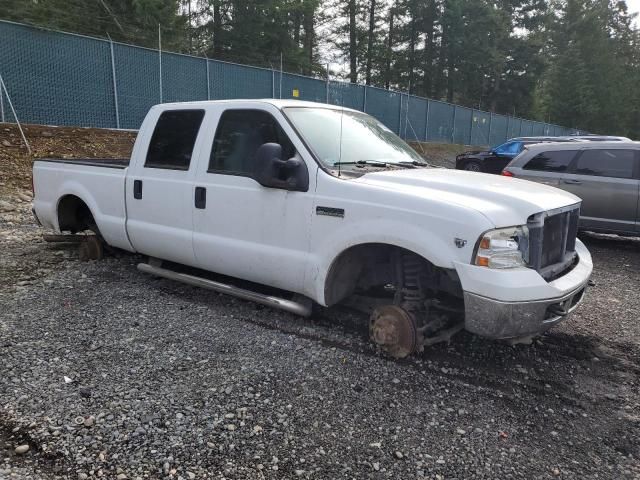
[137,262,313,317]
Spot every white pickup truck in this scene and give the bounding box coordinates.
[32,99,593,357]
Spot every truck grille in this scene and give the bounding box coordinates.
[528,205,580,281]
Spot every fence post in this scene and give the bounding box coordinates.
[424,99,430,142]
[488,112,493,146]
[363,85,367,112]
[469,108,474,145]
[158,24,163,103]
[0,85,4,123]
[326,63,329,104]
[272,68,275,98]
[205,58,210,100]
[0,74,31,154]
[108,37,120,129]
[397,94,403,136]
[279,52,283,99]
[404,93,410,139]
[451,106,457,144]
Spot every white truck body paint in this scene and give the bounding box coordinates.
[32,99,592,336]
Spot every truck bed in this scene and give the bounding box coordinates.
[32,157,133,252]
[35,157,130,169]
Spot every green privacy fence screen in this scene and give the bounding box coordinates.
[0,20,581,144]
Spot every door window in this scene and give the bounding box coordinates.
[145,110,205,170]
[209,110,295,175]
[523,150,577,172]
[573,149,636,179]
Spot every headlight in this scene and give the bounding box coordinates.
[475,226,529,269]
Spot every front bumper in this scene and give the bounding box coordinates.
[456,239,592,340]
[463,283,587,339]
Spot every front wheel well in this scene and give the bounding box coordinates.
[57,195,98,234]
[323,243,462,307]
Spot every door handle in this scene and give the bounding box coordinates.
[133,179,143,199]
[562,179,582,185]
[195,186,206,209]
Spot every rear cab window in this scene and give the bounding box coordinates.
[573,149,636,179]
[523,150,578,172]
[145,109,205,170]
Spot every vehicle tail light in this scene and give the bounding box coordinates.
[501,169,515,177]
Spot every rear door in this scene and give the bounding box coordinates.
[516,149,579,186]
[560,148,639,234]
[125,108,206,266]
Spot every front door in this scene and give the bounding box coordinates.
[192,107,316,294]
[560,148,640,234]
[126,108,206,266]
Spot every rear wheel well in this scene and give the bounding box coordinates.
[57,195,98,234]
[324,243,462,307]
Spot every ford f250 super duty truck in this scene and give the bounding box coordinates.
[32,99,593,358]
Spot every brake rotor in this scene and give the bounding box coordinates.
[369,305,418,359]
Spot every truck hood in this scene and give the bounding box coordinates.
[355,168,580,227]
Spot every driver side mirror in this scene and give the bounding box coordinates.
[254,143,309,192]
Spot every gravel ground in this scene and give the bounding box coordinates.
[0,189,639,480]
[1,126,639,479]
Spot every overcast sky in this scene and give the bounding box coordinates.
[628,0,640,23]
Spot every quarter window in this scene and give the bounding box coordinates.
[145,110,205,170]
[523,150,577,172]
[573,149,636,179]
[209,110,295,175]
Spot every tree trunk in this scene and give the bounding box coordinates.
[348,0,358,83]
[434,7,448,100]
[408,14,417,94]
[293,1,302,46]
[213,0,222,56]
[187,0,192,53]
[446,50,455,103]
[423,0,436,96]
[302,2,314,74]
[365,0,376,85]
[385,6,395,89]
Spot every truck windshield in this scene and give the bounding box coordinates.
[283,107,427,170]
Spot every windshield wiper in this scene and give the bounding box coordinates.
[397,160,432,168]
[333,160,390,168]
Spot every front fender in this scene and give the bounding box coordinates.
[305,217,475,305]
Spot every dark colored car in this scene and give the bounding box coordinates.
[455,137,579,174]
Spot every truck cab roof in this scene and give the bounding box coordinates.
[152,98,361,113]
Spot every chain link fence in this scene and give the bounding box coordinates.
[0,19,581,144]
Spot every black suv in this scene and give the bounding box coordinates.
[455,137,579,174]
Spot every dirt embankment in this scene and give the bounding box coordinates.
[408,141,473,169]
[0,123,136,192]
[0,123,468,196]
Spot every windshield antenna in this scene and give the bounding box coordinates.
[338,82,345,177]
